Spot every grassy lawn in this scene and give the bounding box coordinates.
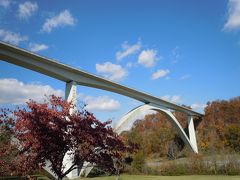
[84,175,240,180]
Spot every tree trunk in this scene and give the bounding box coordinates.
[115,169,120,180]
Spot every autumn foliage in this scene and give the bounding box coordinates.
[198,97,240,152]
[122,109,194,160]
[0,95,126,179]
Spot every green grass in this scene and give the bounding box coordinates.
[84,175,240,180]
[0,175,50,180]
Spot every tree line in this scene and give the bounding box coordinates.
[122,97,240,172]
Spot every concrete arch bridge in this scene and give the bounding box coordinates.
[0,41,203,179]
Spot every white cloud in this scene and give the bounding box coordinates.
[162,95,181,103]
[191,103,206,111]
[171,46,180,64]
[83,95,120,112]
[151,69,170,80]
[29,43,48,52]
[78,94,120,112]
[171,95,181,103]
[180,74,191,80]
[17,1,38,20]
[0,78,64,105]
[0,29,28,45]
[116,40,141,61]
[0,0,11,8]
[42,10,76,33]
[224,0,240,31]
[165,76,171,80]
[126,62,133,68]
[138,49,158,68]
[96,62,127,82]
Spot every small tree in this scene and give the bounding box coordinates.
[225,124,240,152]
[0,109,16,176]
[0,108,30,176]
[1,96,126,179]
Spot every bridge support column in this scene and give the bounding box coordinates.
[65,81,77,113]
[64,81,79,179]
[187,115,198,153]
[43,81,78,179]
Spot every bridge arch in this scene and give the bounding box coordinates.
[114,104,198,153]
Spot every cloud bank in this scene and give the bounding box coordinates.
[0,78,64,104]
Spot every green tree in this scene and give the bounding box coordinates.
[132,150,145,172]
[225,124,240,152]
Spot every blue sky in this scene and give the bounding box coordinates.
[0,0,240,123]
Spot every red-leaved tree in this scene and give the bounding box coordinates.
[1,95,126,179]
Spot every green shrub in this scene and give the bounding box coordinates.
[132,151,145,172]
[160,162,189,176]
[225,125,240,152]
[87,167,108,177]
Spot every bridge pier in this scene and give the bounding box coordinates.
[65,81,77,113]
[64,81,79,179]
[187,115,198,153]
